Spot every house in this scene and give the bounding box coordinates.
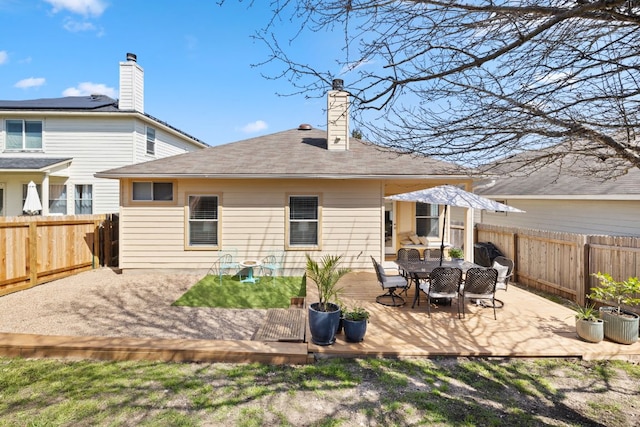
[0,53,207,217]
[472,148,640,236]
[96,80,477,273]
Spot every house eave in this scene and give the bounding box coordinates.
[484,194,640,201]
[94,173,475,180]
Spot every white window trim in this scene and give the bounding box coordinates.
[185,194,220,250]
[286,194,322,250]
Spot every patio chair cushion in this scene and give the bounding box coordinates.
[409,234,421,244]
[492,261,510,290]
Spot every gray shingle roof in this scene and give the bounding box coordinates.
[476,144,640,196]
[96,128,470,179]
[0,158,72,170]
[0,95,119,111]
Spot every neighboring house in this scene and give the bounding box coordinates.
[96,81,477,273]
[472,150,640,236]
[0,53,207,217]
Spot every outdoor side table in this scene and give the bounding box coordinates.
[240,260,262,284]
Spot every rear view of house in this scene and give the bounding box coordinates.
[0,53,207,217]
[97,80,477,273]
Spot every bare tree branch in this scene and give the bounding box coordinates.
[228,0,640,178]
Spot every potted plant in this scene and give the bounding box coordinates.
[589,272,640,344]
[342,305,370,343]
[571,303,604,343]
[305,254,350,346]
[448,247,464,263]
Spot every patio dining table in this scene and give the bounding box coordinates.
[394,259,485,308]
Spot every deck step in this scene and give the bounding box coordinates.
[254,308,306,342]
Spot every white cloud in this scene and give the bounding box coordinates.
[0,51,7,65]
[240,120,268,133]
[15,77,46,89]
[63,17,96,32]
[44,0,107,17]
[62,82,116,97]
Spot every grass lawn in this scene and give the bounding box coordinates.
[1,356,638,426]
[172,274,306,309]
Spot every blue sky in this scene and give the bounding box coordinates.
[0,0,344,146]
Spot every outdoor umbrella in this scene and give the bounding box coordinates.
[386,185,524,265]
[23,180,42,215]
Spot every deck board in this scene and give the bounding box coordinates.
[254,308,305,342]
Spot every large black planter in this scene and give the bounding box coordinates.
[600,307,639,344]
[343,319,367,343]
[308,302,341,346]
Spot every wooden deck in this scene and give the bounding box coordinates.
[308,271,640,362]
[0,271,639,364]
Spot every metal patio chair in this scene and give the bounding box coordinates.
[372,256,409,307]
[459,267,499,319]
[420,266,462,318]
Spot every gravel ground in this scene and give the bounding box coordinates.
[0,268,265,340]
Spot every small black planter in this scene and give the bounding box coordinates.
[308,302,341,346]
[343,318,367,342]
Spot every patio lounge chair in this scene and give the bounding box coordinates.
[420,267,462,318]
[371,256,408,307]
[459,267,499,319]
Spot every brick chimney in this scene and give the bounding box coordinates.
[326,79,349,151]
[119,53,144,112]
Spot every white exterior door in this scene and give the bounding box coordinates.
[385,200,396,256]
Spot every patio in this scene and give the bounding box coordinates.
[0,269,639,364]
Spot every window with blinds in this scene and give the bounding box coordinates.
[289,195,319,246]
[416,202,440,237]
[188,195,218,247]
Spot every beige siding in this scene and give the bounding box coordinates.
[133,120,197,163]
[478,199,640,236]
[119,179,384,272]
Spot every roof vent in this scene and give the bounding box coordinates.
[126,52,137,62]
[332,79,344,90]
[298,123,312,130]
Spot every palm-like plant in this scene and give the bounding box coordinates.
[305,253,350,312]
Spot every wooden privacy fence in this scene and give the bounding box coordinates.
[476,224,640,310]
[0,214,118,297]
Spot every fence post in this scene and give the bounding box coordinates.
[578,236,589,306]
[28,222,38,287]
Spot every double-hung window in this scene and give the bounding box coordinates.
[6,119,43,151]
[49,184,67,214]
[416,202,440,237]
[146,127,155,155]
[188,195,218,247]
[75,184,93,214]
[288,195,319,247]
[132,182,173,201]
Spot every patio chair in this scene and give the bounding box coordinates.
[260,250,285,282]
[488,256,513,308]
[396,248,421,294]
[459,267,499,319]
[423,248,443,261]
[420,266,462,318]
[371,256,409,307]
[207,248,239,282]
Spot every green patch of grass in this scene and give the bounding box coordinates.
[172,274,306,308]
